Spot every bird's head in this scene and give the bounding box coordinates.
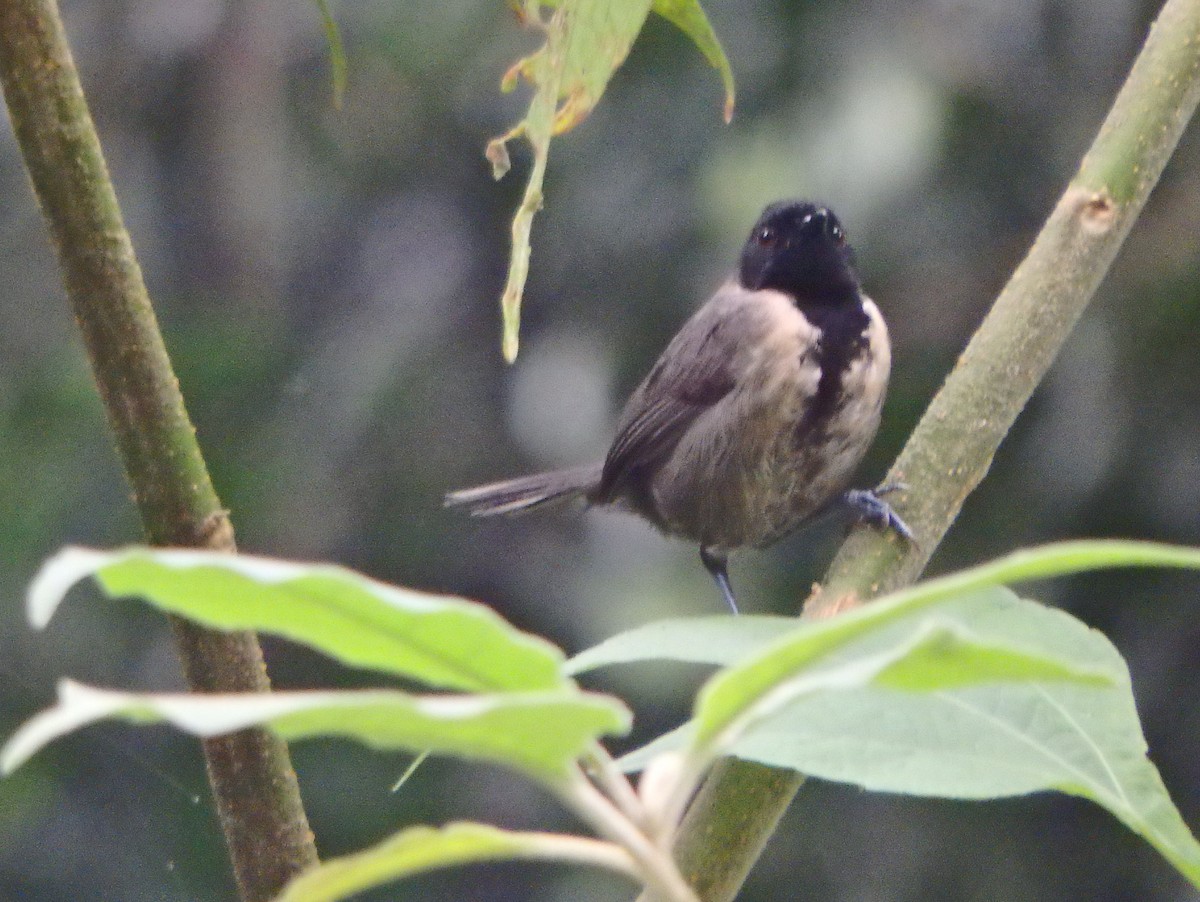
[738,201,860,304]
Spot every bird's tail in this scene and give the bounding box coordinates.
[444,463,603,517]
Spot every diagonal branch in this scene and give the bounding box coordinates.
[660,0,1200,898]
[0,0,319,898]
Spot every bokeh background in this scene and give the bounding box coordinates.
[2,0,1199,899]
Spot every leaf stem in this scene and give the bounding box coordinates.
[561,769,699,902]
[583,743,649,825]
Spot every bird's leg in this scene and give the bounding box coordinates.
[841,487,915,543]
[700,546,739,615]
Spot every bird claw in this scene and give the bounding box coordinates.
[842,488,915,543]
[700,546,740,615]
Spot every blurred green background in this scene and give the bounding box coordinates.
[2,0,1199,899]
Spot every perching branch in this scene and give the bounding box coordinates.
[0,0,318,899]
[661,0,1200,898]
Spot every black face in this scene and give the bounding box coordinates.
[738,201,860,303]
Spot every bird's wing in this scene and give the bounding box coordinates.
[596,290,742,501]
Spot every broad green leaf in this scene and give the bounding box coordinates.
[311,0,347,109]
[566,615,793,674]
[721,596,1200,888]
[28,547,566,692]
[275,821,637,902]
[567,540,1200,747]
[617,588,1200,889]
[1,680,631,781]
[692,591,1112,750]
[574,541,1200,673]
[491,0,733,361]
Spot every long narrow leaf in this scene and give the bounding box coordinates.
[28,547,567,692]
[311,0,346,108]
[275,822,638,902]
[1,681,630,782]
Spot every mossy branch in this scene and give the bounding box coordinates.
[661,0,1200,898]
[0,0,319,898]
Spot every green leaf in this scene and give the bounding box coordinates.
[868,623,1109,691]
[566,615,793,674]
[574,541,1200,675]
[722,594,1200,888]
[275,821,637,902]
[28,547,568,692]
[616,587,1200,890]
[871,540,1200,611]
[651,0,735,121]
[1,680,631,781]
[311,0,347,109]
[491,0,733,361]
[692,590,1112,751]
[615,593,1115,766]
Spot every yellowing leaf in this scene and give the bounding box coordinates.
[491,0,734,362]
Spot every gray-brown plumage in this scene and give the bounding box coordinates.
[446,200,910,612]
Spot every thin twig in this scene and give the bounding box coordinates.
[561,769,699,902]
[583,743,650,826]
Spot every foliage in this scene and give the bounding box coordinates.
[4,0,1200,898]
[489,0,733,361]
[5,541,1200,899]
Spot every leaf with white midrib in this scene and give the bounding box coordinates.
[28,547,567,692]
[1,680,632,781]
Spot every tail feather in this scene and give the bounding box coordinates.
[444,463,603,517]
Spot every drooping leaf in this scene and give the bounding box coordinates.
[28,547,567,692]
[651,0,734,121]
[1,680,630,782]
[717,596,1200,889]
[491,0,734,361]
[528,0,735,126]
[608,591,1113,854]
[612,580,1200,890]
[275,821,638,902]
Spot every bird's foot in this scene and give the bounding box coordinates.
[842,487,915,543]
[700,546,740,615]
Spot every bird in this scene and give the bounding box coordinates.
[446,200,911,613]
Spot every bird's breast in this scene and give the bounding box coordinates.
[751,296,890,544]
[652,293,890,550]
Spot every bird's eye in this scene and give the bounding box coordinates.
[755,226,777,247]
[830,222,846,244]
